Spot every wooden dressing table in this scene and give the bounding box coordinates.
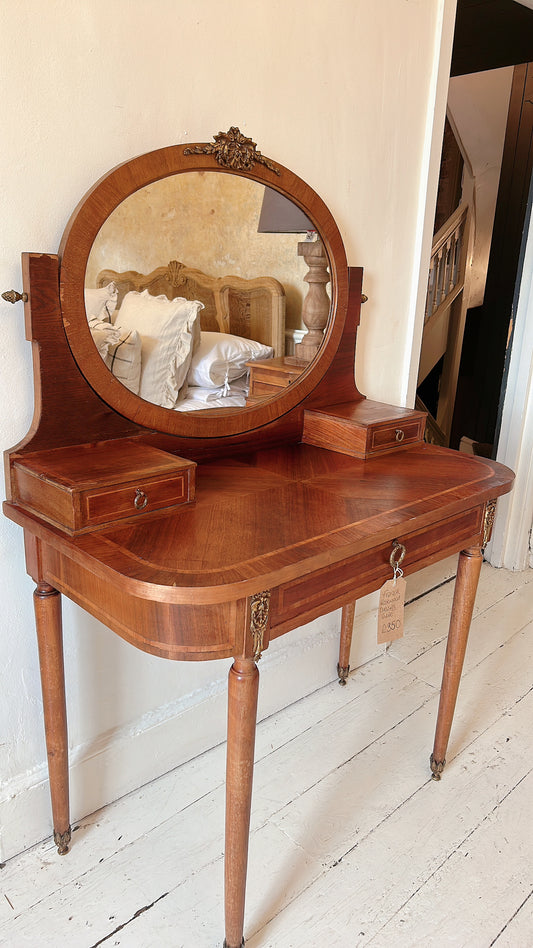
[3,128,514,948]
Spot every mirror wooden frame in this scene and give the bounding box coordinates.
[59,131,349,439]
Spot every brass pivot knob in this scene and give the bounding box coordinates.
[2,289,28,304]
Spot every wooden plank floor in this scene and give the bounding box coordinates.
[1,563,532,947]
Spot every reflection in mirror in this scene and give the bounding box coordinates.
[84,172,331,411]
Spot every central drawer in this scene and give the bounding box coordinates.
[269,506,484,635]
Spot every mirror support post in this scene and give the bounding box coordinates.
[295,238,331,361]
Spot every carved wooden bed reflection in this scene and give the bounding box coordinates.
[89,260,285,412]
[97,259,285,350]
[2,127,514,948]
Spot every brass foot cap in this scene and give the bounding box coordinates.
[337,663,350,686]
[430,753,445,781]
[223,940,245,947]
[53,826,72,855]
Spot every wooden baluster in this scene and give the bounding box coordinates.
[442,234,453,300]
[442,241,450,302]
[425,261,436,322]
[34,582,71,854]
[224,658,259,948]
[436,246,446,309]
[453,223,463,286]
[295,240,331,361]
[430,261,436,317]
[439,242,448,306]
[432,250,441,313]
[448,232,457,294]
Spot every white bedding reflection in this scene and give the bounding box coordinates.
[174,377,249,411]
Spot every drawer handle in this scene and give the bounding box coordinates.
[395,428,405,443]
[389,539,406,570]
[134,488,148,510]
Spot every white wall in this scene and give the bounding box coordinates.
[0,0,456,860]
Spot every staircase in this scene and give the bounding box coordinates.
[418,201,472,446]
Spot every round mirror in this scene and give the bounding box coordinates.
[59,129,349,438]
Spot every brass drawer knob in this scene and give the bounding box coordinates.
[395,428,405,443]
[134,488,148,510]
[390,539,406,570]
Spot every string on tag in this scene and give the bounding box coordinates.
[392,563,404,585]
[377,540,407,644]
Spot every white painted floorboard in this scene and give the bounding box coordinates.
[1,563,532,947]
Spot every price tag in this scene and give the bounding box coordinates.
[377,576,406,644]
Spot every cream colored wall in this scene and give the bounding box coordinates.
[0,0,455,859]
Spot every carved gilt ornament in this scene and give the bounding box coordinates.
[483,499,497,549]
[184,126,281,175]
[249,590,271,661]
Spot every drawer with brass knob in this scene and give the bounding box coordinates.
[10,439,196,534]
[302,399,427,459]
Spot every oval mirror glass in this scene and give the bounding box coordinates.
[84,173,323,412]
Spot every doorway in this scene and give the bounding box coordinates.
[450,62,533,453]
[417,0,533,454]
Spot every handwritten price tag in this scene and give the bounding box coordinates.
[377,576,406,644]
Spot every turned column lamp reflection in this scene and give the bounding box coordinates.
[258,187,331,361]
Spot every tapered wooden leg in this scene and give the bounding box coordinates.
[431,546,483,780]
[337,601,356,684]
[224,658,259,948]
[34,582,71,854]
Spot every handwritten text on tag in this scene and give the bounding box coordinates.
[377,576,406,644]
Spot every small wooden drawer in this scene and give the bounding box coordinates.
[303,399,427,459]
[370,420,425,451]
[84,473,189,525]
[246,356,307,403]
[12,439,196,534]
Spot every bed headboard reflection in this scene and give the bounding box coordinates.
[97,259,286,357]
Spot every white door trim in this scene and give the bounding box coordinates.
[404,0,459,406]
[488,186,533,570]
